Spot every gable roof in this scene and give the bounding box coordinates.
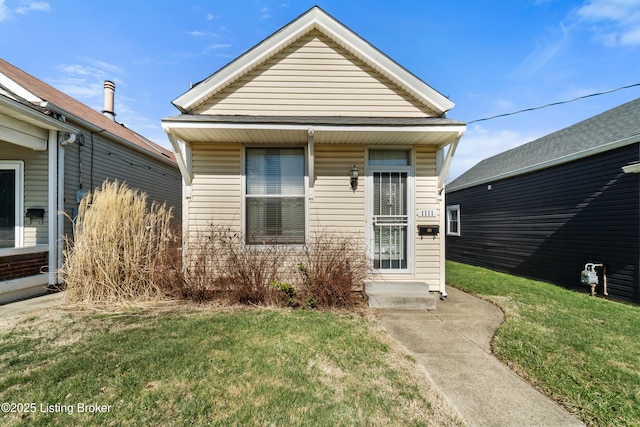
[0,58,175,164]
[447,97,640,192]
[172,6,454,116]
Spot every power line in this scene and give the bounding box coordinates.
[468,82,640,125]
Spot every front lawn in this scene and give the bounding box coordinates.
[447,261,640,427]
[0,305,462,426]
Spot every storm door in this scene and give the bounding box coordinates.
[371,170,410,271]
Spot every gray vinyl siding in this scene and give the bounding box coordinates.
[62,131,181,236]
[446,143,640,303]
[0,140,48,246]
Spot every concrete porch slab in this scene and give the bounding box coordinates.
[364,281,437,310]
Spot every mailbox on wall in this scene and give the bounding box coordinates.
[418,225,439,236]
[26,208,45,224]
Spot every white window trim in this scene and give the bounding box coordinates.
[242,145,308,246]
[0,160,24,248]
[446,204,460,236]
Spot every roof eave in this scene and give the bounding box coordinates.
[43,101,177,166]
[162,117,465,147]
[447,133,640,193]
[0,95,78,133]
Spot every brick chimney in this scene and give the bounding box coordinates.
[102,80,116,121]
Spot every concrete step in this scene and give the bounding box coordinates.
[364,281,437,310]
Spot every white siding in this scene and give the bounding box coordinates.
[194,30,433,117]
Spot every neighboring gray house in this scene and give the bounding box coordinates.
[446,97,640,303]
[0,59,181,303]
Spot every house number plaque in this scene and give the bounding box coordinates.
[416,209,437,218]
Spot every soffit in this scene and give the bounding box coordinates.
[162,115,465,147]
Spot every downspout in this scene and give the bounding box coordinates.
[49,131,77,286]
[47,130,57,286]
[57,132,76,282]
[57,135,65,284]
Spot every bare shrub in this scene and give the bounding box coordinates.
[60,180,175,306]
[180,225,292,305]
[171,227,224,302]
[297,232,368,308]
[177,226,369,308]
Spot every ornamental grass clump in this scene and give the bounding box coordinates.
[60,180,175,305]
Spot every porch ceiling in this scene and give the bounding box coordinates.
[162,115,466,146]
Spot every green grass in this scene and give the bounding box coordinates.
[0,306,462,426]
[446,261,640,427]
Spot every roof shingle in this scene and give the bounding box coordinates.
[0,58,175,163]
[447,97,640,191]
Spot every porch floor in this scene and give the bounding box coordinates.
[363,281,437,310]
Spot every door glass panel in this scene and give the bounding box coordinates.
[373,171,408,270]
[369,150,409,166]
[0,169,16,248]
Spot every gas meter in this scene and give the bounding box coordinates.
[580,263,601,296]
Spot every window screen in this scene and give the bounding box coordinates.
[246,148,305,244]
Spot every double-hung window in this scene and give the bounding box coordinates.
[245,148,305,244]
[446,205,460,236]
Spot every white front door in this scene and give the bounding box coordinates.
[368,166,413,273]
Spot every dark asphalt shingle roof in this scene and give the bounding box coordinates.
[447,97,640,192]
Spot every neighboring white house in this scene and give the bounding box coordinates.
[0,59,181,303]
[163,7,465,296]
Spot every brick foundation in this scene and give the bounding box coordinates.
[0,252,48,281]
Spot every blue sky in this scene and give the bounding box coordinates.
[1,0,640,180]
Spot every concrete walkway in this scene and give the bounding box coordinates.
[378,287,585,427]
[0,291,64,320]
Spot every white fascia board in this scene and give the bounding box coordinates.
[172,7,454,114]
[0,96,77,134]
[0,72,43,104]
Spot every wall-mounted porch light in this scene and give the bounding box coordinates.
[350,165,359,191]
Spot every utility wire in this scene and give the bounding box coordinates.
[468,82,640,124]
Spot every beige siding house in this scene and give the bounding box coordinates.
[163,7,465,298]
[0,59,181,303]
